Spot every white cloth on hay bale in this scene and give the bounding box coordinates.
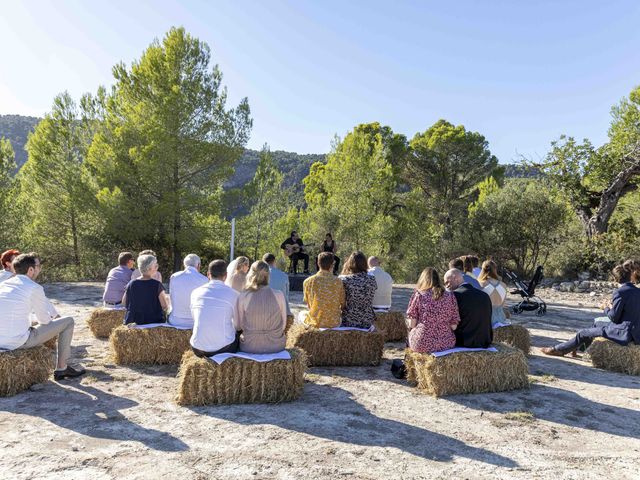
[209,350,291,365]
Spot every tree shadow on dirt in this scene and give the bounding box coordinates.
[448,382,640,440]
[0,382,188,452]
[190,382,518,467]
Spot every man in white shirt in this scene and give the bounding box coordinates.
[368,256,393,312]
[168,254,208,328]
[0,253,85,380]
[190,259,240,357]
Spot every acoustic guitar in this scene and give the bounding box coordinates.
[284,243,315,257]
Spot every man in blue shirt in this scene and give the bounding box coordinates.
[543,264,640,356]
[263,253,291,317]
[449,258,481,290]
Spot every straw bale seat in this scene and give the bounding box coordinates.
[284,314,295,336]
[0,346,54,396]
[374,311,407,342]
[176,348,307,405]
[87,308,125,339]
[286,323,384,366]
[109,325,192,365]
[404,344,529,397]
[587,338,640,376]
[493,324,531,355]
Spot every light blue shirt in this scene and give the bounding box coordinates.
[463,273,482,290]
[268,266,291,315]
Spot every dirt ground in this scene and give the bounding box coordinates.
[1,282,639,480]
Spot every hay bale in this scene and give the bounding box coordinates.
[109,325,192,365]
[284,314,295,336]
[176,348,307,406]
[404,344,529,397]
[0,346,54,396]
[43,336,57,350]
[493,324,531,355]
[87,308,125,339]
[374,311,407,342]
[587,338,640,376]
[286,324,384,366]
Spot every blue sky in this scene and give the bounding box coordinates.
[1,0,639,162]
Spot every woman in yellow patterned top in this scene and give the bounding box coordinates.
[298,252,345,328]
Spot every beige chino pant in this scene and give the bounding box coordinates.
[17,316,75,366]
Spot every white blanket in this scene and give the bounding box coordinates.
[317,326,375,332]
[209,350,291,365]
[129,323,192,330]
[493,322,511,329]
[432,346,498,358]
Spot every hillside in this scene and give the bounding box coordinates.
[0,114,40,168]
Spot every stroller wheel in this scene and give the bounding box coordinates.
[536,307,545,316]
[512,306,522,314]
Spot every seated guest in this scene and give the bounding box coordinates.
[235,261,287,354]
[444,268,493,348]
[300,252,345,328]
[463,255,477,279]
[543,264,640,356]
[226,256,249,292]
[263,253,291,317]
[0,249,20,283]
[623,259,640,284]
[406,267,460,353]
[190,259,241,357]
[368,256,393,311]
[131,249,162,282]
[102,252,135,308]
[168,254,208,328]
[477,260,509,327]
[470,255,481,278]
[340,251,378,328]
[0,253,85,380]
[123,254,168,325]
[448,258,481,289]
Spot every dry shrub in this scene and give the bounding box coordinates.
[587,338,640,376]
[109,325,192,365]
[176,348,307,406]
[87,308,125,339]
[404,344,529,397]
[0,346,54,396]
[374,311,407,342]
[493,325,531,355]
[286,324,384,366]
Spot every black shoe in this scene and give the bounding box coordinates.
[54,365,86,381]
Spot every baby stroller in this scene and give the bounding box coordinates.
[503,266,547,316]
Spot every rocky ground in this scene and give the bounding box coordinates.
[1,282,639,480]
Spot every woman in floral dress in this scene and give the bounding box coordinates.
[339,251,378,328]
[406,267,460,353]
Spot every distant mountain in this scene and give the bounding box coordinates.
[0,115,40,168]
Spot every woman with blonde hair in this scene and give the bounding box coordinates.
[406,267,460,353]
[234,260,287,353]
[477,260,509,327]
[226,256,250,292]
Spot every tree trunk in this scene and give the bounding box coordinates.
[172,161,181,273]
[70,208,80,266]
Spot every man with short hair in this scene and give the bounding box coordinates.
[262,253,291,316]
[449,258,481,289]
[281,231,310,274]
[103,252,135,308]
[168,254,208,328]
[470,255,481,278]
[368,256,393,311]
[0,253,85,380]
[444,268,493,348]
[299,252,345,328]
[190,259,240,357]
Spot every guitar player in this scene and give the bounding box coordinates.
[280,231,310,274]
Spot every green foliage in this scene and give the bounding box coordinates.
[87,27,252,271]
[467,179,572,276]
[0,138,17,248]
[407,119,498,228]
[0,115,39,168]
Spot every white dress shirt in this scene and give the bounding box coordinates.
[168,266,208,327]
[190,280,239,352]
[369,266,393,309]
[0,275,52,350]
[0,269,13,283]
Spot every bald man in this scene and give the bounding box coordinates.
[368,256,393,311]
[444,269,493,348]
